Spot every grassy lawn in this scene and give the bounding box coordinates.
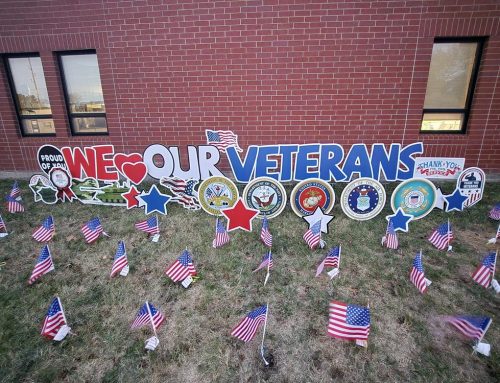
[0,179,499,383]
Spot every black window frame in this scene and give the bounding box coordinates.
[3,52,56,137]
[420,36,486,135]
[56,49,108,136]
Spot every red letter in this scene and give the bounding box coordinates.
[94,145,119,181]
[61,147,96,179]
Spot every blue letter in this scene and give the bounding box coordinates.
[397,142,424,180]
[226,146,258,183]
[343,144,373,180]
[295,144,320,180]
[255,146,280,180]
[279,145,298,182]
[319,144,346,181]
[371,144,400,181]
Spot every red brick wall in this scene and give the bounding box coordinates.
[0,0,499,174]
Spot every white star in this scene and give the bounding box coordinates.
[302,206,334,234]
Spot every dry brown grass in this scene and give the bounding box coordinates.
[0,180,499,382]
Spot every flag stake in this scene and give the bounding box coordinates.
[145,300,158,338]
[473,318,493,355]
[260,302,270,366]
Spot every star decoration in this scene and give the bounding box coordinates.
[444,188,468,212]
[220,198,259,232]
[386,207,413,232]
[302,206,334,234]
[138,184,171,215]
[121,185,141,209]
[434,187,445,210]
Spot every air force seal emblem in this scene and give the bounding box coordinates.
[340,178,386,221]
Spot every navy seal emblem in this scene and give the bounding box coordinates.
[243,177,287,219]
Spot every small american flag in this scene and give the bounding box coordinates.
[165,250,197,282]
[10,181,21,198]
[472,252,496,288]
[29,244,55,285]
[428,222,453,250]
[81,217,104,244]
[316,246,340,277]
[161,177,200,210]
[382,219,398,249]
[6,194,24,213]
[410,252,427,294]
[41,297,67,339]
[131,302,165,330]
[110,241,128,278]
[32,216,55,242]
[488,224,500,244]
[212,218,230,248]
[0,214,6,232]
[303,220,321,249]
[231,305,267,342]
[260,217,273,248]
[135,216,160,235]
[254,251,273,272]
[206,130,243,153]
[489,203,500,220]
[328,300,370,342]
[443,315,492,341]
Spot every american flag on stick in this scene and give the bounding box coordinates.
[253,251,273,273]
[29,244,55,285]
[206,130,243,153]
[303,220,321,250]
[328,301,370,345]
[428,221,453,251]
[81,217,104,244]
[471,252,496,288]
[41,297,68,340]
[381,219,398,249]
[10,181,21,198]
[260,217,273,248]
[0,214,6,233]
[110,241,128,278]
[212,218,230,248]
[487,224,500,244]
[316,246,341,277]
[32,216,55,242]
[231,305,268,342]
[6,181,24,213]
[410,251,429,294]
[135,216,160,235]
[131,301,165,331]
[165,250,197,282]
[443,315,492,341]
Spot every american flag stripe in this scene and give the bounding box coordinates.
[32,216,55,242]
[41,312,65,338]
[410,267,427,294]
[444,317,489,340]
[428,223,453,250]
[135,217,160,235]
[7,199,24,213]
[29,258,55,284]
[161,178,188,193]
[110,257,128,277]
[165,262,195,282]
[206,130,242,152]
[327,301,370,341]
[471,253,496,288]
[231,316,265,342]
[81,218,104,244]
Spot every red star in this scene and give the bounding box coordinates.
[121,185,140,209]
[221,198,260,232]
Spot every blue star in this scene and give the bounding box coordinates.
[444,189,468,212]
[386,207,413,232]
[138,184,171,215]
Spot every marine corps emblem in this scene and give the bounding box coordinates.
[290,179,335,217]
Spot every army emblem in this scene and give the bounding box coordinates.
[198,176,239,216]
[456,167,485,208]
[290,179,335,217]
[340,178,386,221]
[391,178,436,220]
[243,177,287,219]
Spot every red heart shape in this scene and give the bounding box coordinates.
[122,162,147,185]
[113,153,143,174]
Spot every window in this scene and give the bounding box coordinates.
[4,54,55,136]
[58,50,107,135]
[420,37,485,133]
